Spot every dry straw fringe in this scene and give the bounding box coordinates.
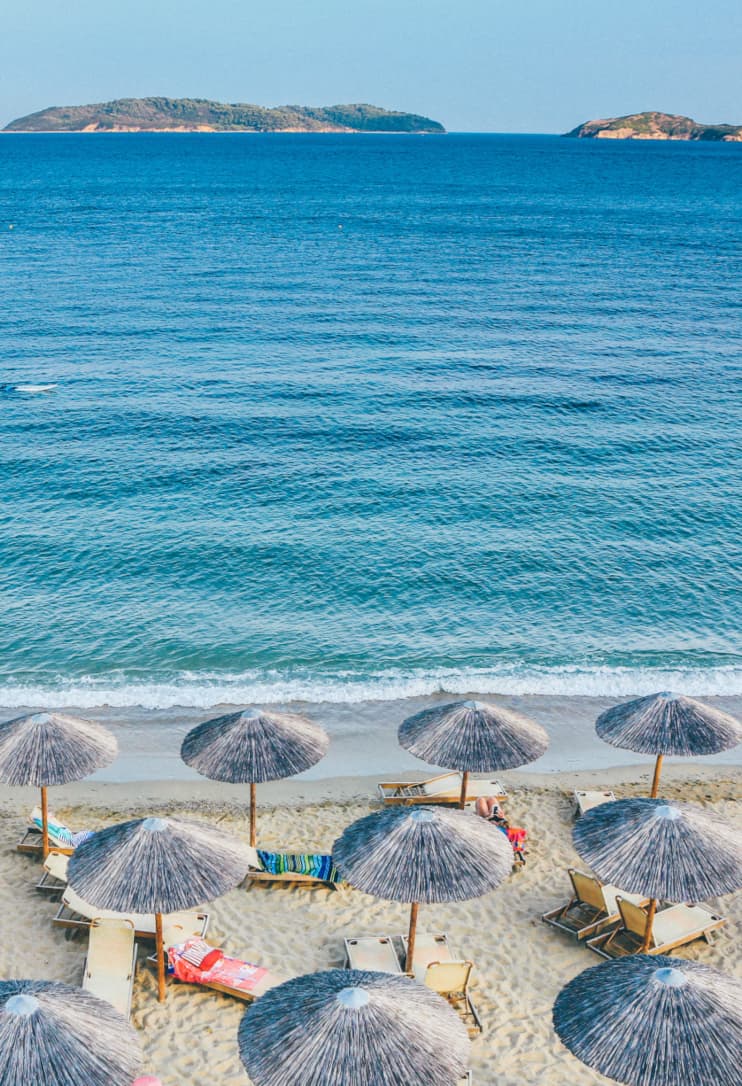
[181,708,329,783]
[239,968,470,1086]
[595,692,742,756]
[0,978,141,1086]
[332,805,513,903]
[572,798,742,901]
[399,699,549,772]
[553,955,742,1086]
[67,816,252,914]
[0,712,117,786]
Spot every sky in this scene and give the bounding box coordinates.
[1,0,741,132]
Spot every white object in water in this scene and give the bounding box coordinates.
[15,383,58,393]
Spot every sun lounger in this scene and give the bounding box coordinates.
[16,806,92,857]
[378,772,508,806]
[399,931,454,982]
[423,960,482,1035]
[155,924,286,1002]
[54,884,209,941]
[244,844,343,889]
[542,868,648,940]
[82,918,137,1019]
[587,896,727,958]
[344,935,403,973]
[572,790,616,818]
[35,849,70,898]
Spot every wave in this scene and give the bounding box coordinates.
[0,663,740,710]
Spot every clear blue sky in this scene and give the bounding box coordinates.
[1,0,740,132]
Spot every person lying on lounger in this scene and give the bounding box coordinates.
[475,796,527,864]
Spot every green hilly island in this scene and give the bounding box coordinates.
[566,111,742,141]
[3,97,445,134]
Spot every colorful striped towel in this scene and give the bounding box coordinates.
[29,807,93,848]
[256,849,341,882]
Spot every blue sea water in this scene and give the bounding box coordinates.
[0,133,740,708]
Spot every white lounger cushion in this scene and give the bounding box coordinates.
[83,919,135,1017]
[62,885,205,937]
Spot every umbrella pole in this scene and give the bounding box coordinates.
[405,902,419,973]
[40,785,49,860]
[249,782,257,847]
[156,913,166,1002]
[650,755,663,798]
[458,771,469,809]
[640,898,657,953]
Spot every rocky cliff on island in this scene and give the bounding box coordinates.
[3,97,445,134]
[565,111,742,141]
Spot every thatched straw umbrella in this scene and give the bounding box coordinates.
[333,805,513,971]
[596,692,742,797]
[238,968,470,1086]
[0,978,141,1085]
[553,955,742,1086]
[0,711,117,858]
[399,699,549,807]
[67,815,251,1002]
[573,797,742,952]
[181,707,329,845]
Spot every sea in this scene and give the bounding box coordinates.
[0,133,740,758]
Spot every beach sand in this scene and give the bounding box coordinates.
[0,763,739,1085]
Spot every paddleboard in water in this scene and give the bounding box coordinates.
[14,384,58,393]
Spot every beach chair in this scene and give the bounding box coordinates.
[572,790,616,818]
[541,868,647,940]
[82,917,137,1019]
[54,884,209,942]
[423,960,482,1035]
[344,936,402,973]
[587,896,727,959]
[399,931,454,982]
[378,772,508,806]
[245,844,343,889]
[16,805,90,857]
[154,922,286,1002]
[35,849,70,898]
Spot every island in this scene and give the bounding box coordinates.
[2,97,445,134]
[565,111,742,142]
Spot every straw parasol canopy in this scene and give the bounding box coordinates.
[553,955,742,1086]
[181,707,329,845]
[0,978,141,1086]
[238,968,470,1086]
[333,804,513,971]
[573,797,742,951]
[399,699,549,807]
[67,815,252,1003]
[0,711,117,857]
[595,692,742,796]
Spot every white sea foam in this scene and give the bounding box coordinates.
[0,664,740,710]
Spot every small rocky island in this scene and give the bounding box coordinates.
[3,97,445,134]
[565,111,742,141]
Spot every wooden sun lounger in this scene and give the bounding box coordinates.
[378,772,508,806]
[423,960,482,1035]
[83,917,137,1019]
[587,897,727,959]
[344,935,402,973]
[399,931,454,982]
[541,868,648,940]
[54,885,209,942]
[245,844,342,890]
[572,790,616,818]
[35,850,70,899]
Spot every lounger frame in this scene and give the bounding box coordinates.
[587,897,726,959]
[541,868,642,941]
[16,827,74,858]
[424,959,482,1035]
[378,773,508,807]
[53,899,210,942]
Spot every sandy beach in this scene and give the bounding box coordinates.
[1,760,739,1085]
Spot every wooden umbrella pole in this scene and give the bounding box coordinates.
[250,782,257,847]
[640,898,657,953]
[405,901,419,973]
[650,755,664,798]
[156,912,166,1002]
[458,770,469,809]
[40,785,49,860]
